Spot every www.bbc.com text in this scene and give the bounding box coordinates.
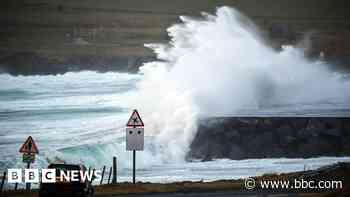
[244,178,342,190]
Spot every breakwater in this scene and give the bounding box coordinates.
[189,117,350,160]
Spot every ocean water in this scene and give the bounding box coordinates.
[0,72,140,169]
[1,71,350,184]
[1,6,350,183]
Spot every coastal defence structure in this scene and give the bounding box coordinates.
[0,0,350,75]
[188,117,350,161]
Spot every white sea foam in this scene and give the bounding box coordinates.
[132,6,350,163]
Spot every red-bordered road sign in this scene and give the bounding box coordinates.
[19,136,39,154]
[126,109,144,127]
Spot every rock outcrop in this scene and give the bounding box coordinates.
[188,117,350,161]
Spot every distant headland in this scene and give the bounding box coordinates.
[1,0,349,75]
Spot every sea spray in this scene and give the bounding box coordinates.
[132,6,350,163]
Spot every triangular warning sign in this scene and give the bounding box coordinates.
[126,109,144,127]
[19,136,39,154]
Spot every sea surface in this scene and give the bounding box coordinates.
[1,71,350,185]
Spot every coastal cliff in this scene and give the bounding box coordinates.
[188,117,350,160]
[1,0,350,75]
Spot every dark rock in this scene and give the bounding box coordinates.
[290,118,309,130]
[206,118,225,126]
[258,118,274,129]
[298,128,316,138]
[306,118,326,130]
[201,155,213,162]
[301,136,340,156]
[224,129,240,140]
[302,127,323,137]
[228,144,245,160]
[341,136,350,155]
[343,120,350,135]
[208,142,226,158]
[237,118,259,129]
[284,136,297,144]
[188,117,349,160]
[277,125,295,137]
[323,118,343,129]
[321,128,342,137]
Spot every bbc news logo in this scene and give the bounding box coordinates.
[7,169,102,183]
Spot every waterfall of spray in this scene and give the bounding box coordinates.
[132,6,350,162]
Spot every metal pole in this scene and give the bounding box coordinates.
[133,150,136,184]
[0,171,6,193]
[107,167,112,184]
[14,182,18,191]
[26,162,30,191]
[132,123,137,184]
[112,157,117,184]
[100,166,106,185]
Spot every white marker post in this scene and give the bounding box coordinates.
[126,109,144,184]
[19,136,39,191]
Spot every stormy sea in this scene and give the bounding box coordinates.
[1,7,350,184]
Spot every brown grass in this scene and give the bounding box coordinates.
[94,180,242,196]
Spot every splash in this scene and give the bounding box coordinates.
[132,6,350,162]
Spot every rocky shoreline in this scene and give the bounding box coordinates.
[188,117,350,161]
[0,52,156,75]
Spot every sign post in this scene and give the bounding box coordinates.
[133,149,136,184]
[126,109,144,184]
[19,136,39,191]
